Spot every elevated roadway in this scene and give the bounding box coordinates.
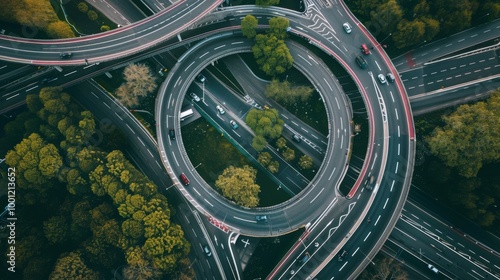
[0,0,223,65]
[156,33,352,236]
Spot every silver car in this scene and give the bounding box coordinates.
[378,74,387,84]
[343,23,352,34]
[189,92,201,102]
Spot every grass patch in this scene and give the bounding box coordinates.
[243,229,304,279]
[182,118,291,207]
[209,62,245,95]
[62,1,117,35]
[239,53,329,135]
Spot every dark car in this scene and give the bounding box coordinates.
[169,129,175,140]
[293,134,301,143]
[386,73,395,83]
[196,74,206,83]
[356,56,367,69]
[179,173,190,186]
[59,52,72,59]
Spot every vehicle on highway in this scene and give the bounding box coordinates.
[428,264,439,273]
[169,129,175,140]
[298,252,310,263]
[179,173,190,186]
[189,92,201,102]
[342,22,352,33]
[378,74,387,84]
[355,56,367,69]
[255,215,268,222]
[59,52,72,59]
[216,105,225,115]
[196,73,206,83]
[360,44,370,55]
[293,134,301,143]
[203,245,212,257]
[180,109,194,121]
[158,67,168,76]
[386,73,395,83]
[365,176,375,190]
[229,120,238,129]
[338,250,348,261]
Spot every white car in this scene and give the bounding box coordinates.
[216,105,225,115]
[378,74,387,84]
[189,92,201,102]
[343,23,352,34]
[428,264,439,273]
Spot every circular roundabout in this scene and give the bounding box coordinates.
[156,33,370,236]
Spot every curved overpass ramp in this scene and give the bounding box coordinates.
[0,0,223,65]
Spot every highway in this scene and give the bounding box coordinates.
[0,0,498,279]
[0,0,223,65]
[156,34,352,236]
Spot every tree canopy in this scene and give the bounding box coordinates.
[3,88,191,278]
[246,108,285,151]
[241,14,258,39]
[266,79,314,106]
[268,17,290,40]
[215,165,260,207]
[252,34,293,76]
[256,0,280,6]
[116,63,158,108]
[0,0,75,38]
[425,90,500,178]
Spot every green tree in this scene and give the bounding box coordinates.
[268,161,279,173]
[420,17,440,41]
[5,133,61,188]
[266,79,314,106]
[252,135,268,151]
[78,2,89,13]
[370,0,403,34]
[276,137,287,150]
[43,216,69,244]
[252,34,293,76]
[299,155,313,169]
[100,25,110,32]
[215,165,260,207]
[256,0,280,6]
[268,17,289,40]
[393,19,425,49]
[258,152,272,166]
[246,108,284,139]
[88,10,98,21]
[49,252,100,280]
[425,90,500,177]
[282,147,295,162]
[432,0,473,35]
[241,14,258,39]
[46,21,75,38]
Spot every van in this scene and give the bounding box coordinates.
[179,173,190,186]
[361,44,370,55]
[356,56,367,69]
